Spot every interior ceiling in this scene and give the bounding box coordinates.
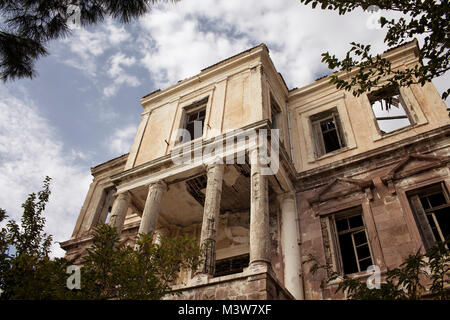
[130,163,256,228]
[185,164,251,214]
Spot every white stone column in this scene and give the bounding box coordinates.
[108,191,130,234]
[249,148,270,267]
[279,193,303,300]
[196,163,225,276]
[138,181,166,235]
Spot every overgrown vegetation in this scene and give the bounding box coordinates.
[0,177,201,299]
[303,239,450,299]
[299,0,449,100]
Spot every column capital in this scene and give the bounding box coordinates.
[112,191,130,201]
[205,162,224,173]
[148,180,167,192]
[277,192,296,204]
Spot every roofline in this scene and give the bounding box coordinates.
[91,153,129,175]
[139,43,268,106]
[288,39,420,100]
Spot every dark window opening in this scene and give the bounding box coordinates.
[270,94,283,142]
[311,109,346,157]
[368,86,412,134]
[214,254,249,277]
[180,98,208,143]
[408,182,450,249]
[106,206,112,223]
[97,188,115,226]
[185,109,206,141]
[334,207,373,275]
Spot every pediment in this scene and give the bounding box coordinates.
[307,177,373,205]
[382,153,443,182]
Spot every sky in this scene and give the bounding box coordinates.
[0,0,448,257]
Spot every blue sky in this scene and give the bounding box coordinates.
[0,0,448,257]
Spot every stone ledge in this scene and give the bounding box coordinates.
[167,265,295,300]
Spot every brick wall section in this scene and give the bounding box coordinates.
[166,269,294,300]
[298,130,450,300]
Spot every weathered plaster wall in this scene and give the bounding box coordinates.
[288,42,450,174]
[127,46,273,169]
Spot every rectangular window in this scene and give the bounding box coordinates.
[408,182,450,250]
[332,207,374,275]
[181,97,208,143]
[214,254,249,277]
[368,86,412,134]
[311,108,346,157]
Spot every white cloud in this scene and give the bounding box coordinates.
[136,0,391,89]
[58,27,109,77]
[57,18,132,78]
[107,124,137,155]
[104,19,130,45]
[0,86,92,257]
[103,53,141,98]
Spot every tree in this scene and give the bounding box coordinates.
[78,225,201,300]
[0,176,73,299]
[0,0,178,82]
[0,176,201,300]
[298,1,449,100]
[303,239,450,299]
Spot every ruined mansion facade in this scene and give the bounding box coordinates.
[61,40,450,300]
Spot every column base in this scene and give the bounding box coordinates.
[247,260,271,273]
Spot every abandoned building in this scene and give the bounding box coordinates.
[61,39,450,300]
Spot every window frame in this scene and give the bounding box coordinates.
[176,97,209,145]
[368,85,414,136]
[330,206,375,275]
[407,181,450,250]
[214,253,250,278]
[310,108,346,158]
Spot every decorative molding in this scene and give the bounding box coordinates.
[307,177,373,208]
[381,153,445,194]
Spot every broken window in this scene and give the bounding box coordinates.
[333,207,373,275]
[180,97,208,143]
[311,108,346,157]
[270,94,283,142]
[214,254,249,277]
[408,182,450,250]
[368,86,412,134]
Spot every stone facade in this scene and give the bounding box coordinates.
[61,39,450,300]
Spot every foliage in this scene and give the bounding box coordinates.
[299,0,449,100]
[0,176,201,300]
[0,176,73,299]
[303,239,450,299]
[0,0,178,82]
[78,224,201,300]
